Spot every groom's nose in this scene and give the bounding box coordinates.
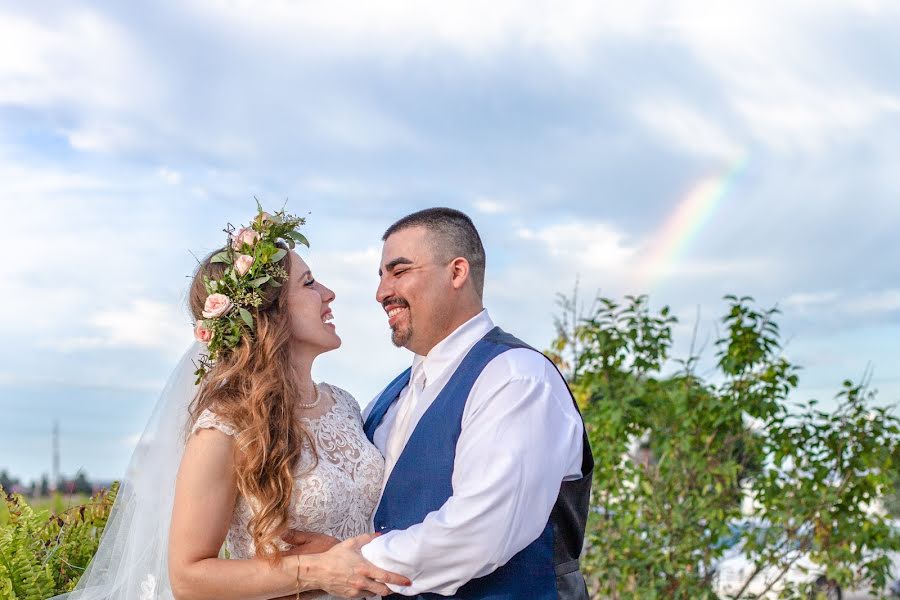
[376,275,391,304]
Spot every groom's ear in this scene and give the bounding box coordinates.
[448,257,470,290]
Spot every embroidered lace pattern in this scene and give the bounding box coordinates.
[191,383,385,599]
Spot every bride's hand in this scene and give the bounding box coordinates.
[308,533,412,598]
[281,530,340,555]
[275,530,341,598]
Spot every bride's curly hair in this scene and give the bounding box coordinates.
[187,245,316,559]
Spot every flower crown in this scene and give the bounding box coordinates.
[192,201,308,383]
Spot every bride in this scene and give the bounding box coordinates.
[53,205,409,600]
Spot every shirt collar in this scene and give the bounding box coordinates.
[412,309,494,385]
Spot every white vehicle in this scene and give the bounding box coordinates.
[713,522,841,600]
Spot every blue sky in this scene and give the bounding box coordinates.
[1,1,899,483]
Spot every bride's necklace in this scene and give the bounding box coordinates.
[297,382,321,410]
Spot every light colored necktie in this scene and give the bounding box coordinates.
[384,364,426,477]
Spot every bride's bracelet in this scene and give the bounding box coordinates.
[295,555,301,600]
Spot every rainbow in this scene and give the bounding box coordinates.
[635,152,749,291]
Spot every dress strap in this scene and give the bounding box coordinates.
[191,408,238,437]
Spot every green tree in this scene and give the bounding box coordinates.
[0,474,17,494]
[72,471,92,496]
[550,292,900,599]
[885,466,900,518]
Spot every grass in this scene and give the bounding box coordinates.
[15,493,91,516]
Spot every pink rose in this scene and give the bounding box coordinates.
[260,211,283,224]
[234,254,254,276]
[231,226,261,250]
[193,321,213,344]
[202,293,233,319]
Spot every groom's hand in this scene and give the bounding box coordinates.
[281,530,340,555]
[313,533,412,598]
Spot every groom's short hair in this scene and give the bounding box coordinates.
[383,207,486,298]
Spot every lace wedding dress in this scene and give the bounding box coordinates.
[192,382,385,599]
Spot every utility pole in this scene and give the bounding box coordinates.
[51,420,60,492]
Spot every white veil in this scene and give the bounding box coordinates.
[51,343,204,600]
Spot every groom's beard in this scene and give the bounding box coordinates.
[391,320,413,348]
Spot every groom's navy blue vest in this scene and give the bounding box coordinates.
[364,327,593,600]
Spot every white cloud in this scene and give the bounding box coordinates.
[784,289,900,318]
[661,1,900,154]
[849,290,900,314]
[186,0,659,62]
[158,167,182,185]
[0,162,108,198]
[308,245,382,290]
[635,99,745,161]
[2,0,900,479]
[0,156,214,364]
[0,373,166,392]
[4,1,898,164]
[473,197,510,215]
[514,220,769,295]
[785,290,841,311]
[46,300,193,352]
[300,176,392,200]
[517,222,637,272]
[0,9,158,112]
[65,122,140,153]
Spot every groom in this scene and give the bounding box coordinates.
[358,207,593,598]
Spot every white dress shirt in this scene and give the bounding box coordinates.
[382,360,427,481]
[360,310,584,596]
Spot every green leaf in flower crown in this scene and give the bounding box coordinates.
[269,278,282,287]
[289,231,310,247]
[271,248,287,263]
[238,307,254,330]
[248,275,271,287]
[210,251,231,264]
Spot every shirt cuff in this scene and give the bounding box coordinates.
[360,535,414,596]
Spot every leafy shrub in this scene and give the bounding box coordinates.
[0,485,117,599]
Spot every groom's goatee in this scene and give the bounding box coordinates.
[382,296,411,346]
[392,323,413,347]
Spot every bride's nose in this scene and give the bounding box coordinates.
[319,283,335,303]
